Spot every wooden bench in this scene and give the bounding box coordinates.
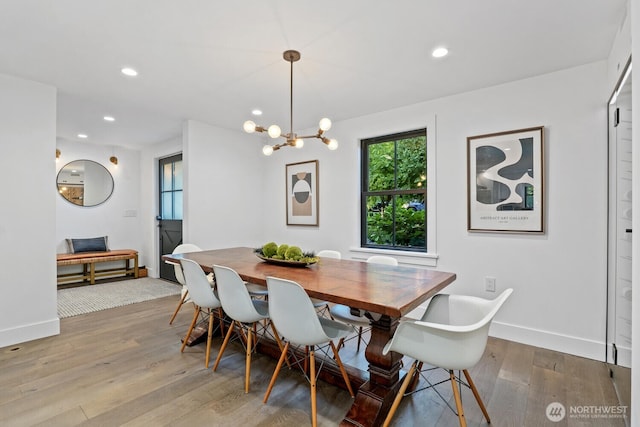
[57,249,139,285]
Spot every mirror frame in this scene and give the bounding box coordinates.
[56,159,114,207]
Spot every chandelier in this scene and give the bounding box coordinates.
[243,50,338,156]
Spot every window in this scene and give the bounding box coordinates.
[159,154,183,220]
[361,129,427,251]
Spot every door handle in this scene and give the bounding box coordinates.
[625,229,632,233]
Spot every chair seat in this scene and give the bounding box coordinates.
[310,297,329,308]
[245,282,269,297]
[251,299,270,318]
[330,304,370,328]
[318,316,353,342]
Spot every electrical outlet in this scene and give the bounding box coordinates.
[485,276,496,292]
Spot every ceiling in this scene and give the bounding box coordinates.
[0,1,628,149]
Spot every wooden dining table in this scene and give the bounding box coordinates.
[163,246,456,427]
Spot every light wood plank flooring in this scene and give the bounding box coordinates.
[0,292,625,426]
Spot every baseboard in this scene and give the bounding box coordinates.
[608,343,632,368]
[0,317,60,349]
[490,321,606,362]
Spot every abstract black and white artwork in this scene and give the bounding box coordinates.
[467,127,544,232]
[286,160,319,226]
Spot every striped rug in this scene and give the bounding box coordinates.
[57,277,181,318]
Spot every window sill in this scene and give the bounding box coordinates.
[348,247,439,268]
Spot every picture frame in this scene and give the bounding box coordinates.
[286,160,319,226]
[467,126,544,233]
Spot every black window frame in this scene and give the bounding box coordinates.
[360,128,427,251]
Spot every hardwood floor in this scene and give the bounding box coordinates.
[0,294,625,426]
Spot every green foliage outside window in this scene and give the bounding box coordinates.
[362,130,427,250]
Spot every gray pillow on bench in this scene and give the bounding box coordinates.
[66,236,109,253]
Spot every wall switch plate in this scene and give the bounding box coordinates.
[485,276,496,292]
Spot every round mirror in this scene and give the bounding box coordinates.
[57,160,114,207]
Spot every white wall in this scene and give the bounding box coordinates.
[55,141,145,263]
[0,73,58,347]
[258,62,610,361]
[182,120,266,250]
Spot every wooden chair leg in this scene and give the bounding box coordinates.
[169,290,189,324]
[180,305,200,353]
[204,308,214,368]
[217,307,225,337]
[237,323,248,345]
[383,360,417,427]
[245,327,253,393]
[309,346,317,427]
[213,320,236,371]
[450,370,467,427]
[356,326,363,352]
[263,342,290,403]
[407,361,423,392]
[330,341,354,397]
[463,369,490,423]
[270,322,291,369]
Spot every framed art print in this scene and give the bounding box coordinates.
[286,160,319,226]
[467,126,544,233]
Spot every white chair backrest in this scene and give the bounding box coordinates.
[317,250,341,260]
[213,265,262,323]
[385,289,512,370]
[367,255,398,266]
[172,244,202,285]
[266,276,333,347]
[423,289,513,327]
[180,258,220,309]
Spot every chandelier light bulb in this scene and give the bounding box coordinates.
[243,120,256,133]
[327,139,339,150]
[262,145,274,156]
[295,139,304,148]
[267,124,281,138]
[319,118,332,131]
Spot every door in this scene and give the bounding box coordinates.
[158,154,183,282]
[606,59,632,415]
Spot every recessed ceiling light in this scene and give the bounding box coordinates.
[77,133,88,139]
[432,47,449,58]
[103,116,115,122]
[252,109,263,116]
[121,67,138,77]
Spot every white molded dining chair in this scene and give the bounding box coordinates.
[263,276,355,427]
[168,243,202,324]
[316,249,341,259]
[365,255,398,266]
[179,258,225,368]
[212,265,285,394]
[330,254,398,351]
[382,288,513,427]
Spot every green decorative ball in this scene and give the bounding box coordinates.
[277,244,289,258]
[262,242,278,258]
